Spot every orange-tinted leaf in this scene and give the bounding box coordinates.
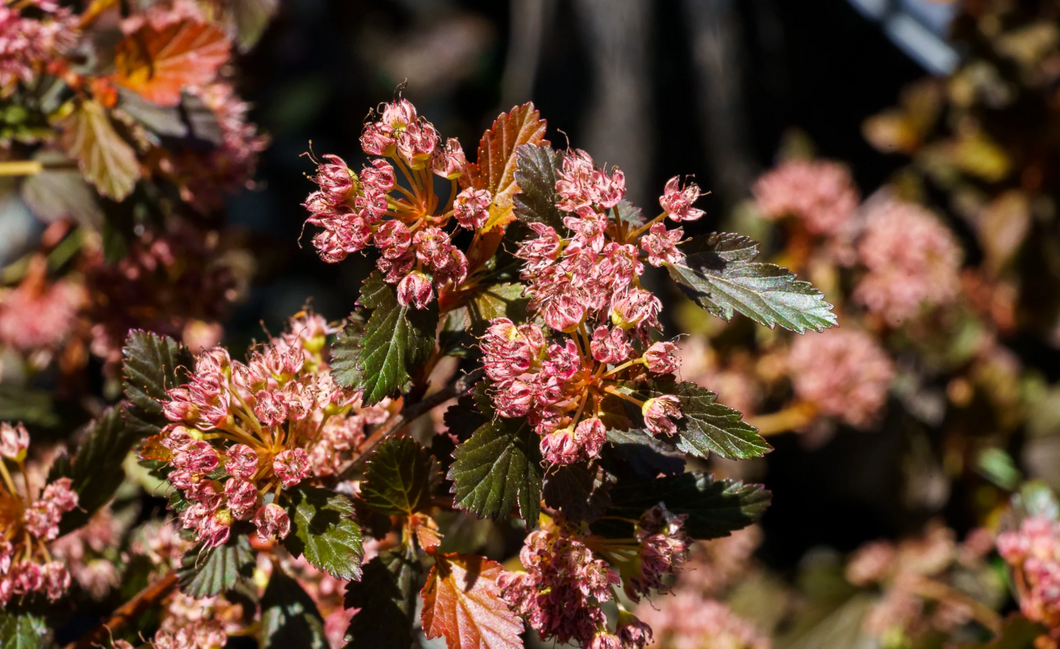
[138,432,172,463]
[421,553,524,649]
[59,99,141,201]
[114,17,230,106]
[410,513,442,554]
[463,103,547,232]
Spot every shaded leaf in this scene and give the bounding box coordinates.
[512,143,564,231]
[463,103,548,232]
[590,472,771,540]
[957,614,1045,649]
[542,463,611,524]
[261,567,328,649]
[602,428,685,480]
[0,612,48,649]
[344,545,423,649]
[21,151,103,228]
[329,318,364,391]
[61,407,135,533]
[333,273,437,405]
[449,415,542,522]
[229,0,279,52]
[421,553,523,649]
[177,534,255,598]
[114,16,230,106]
[284,486,364,581]
[666,233,837,334]
[360,436,438,516]
[59,99,141,200]
[122,330,194,439]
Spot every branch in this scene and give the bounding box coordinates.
[338,367,483,479]
[66,569,179,649]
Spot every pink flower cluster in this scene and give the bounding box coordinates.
[303,98,476,308]
[622,505,692,600]
[854,197,962,323]
[0,1,78,89]
[0,261,84,354]
[635,592,771,649]
[753,159,859,236]
[787,329,894,429]
[998,516,1060,642]
[157,314,376,547]
[113,620,227,649]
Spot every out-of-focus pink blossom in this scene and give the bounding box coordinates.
[753,159,859,236]
[635,591,770,649]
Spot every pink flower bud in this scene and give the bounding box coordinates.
[374,220,412,259]
[254,503,291,542]
[382,98,417,128]
[432,138,467,179]
[540,428,580,465]
[542,294,586,333]
[587,632,622,649]
[173,440,219,476]
[542,341,581,381]
[361,121,395,156]
[377,251,416,284]
[644,341,681,374]
[253,389,288,427]
[198,509,233,548]
[224,479,260,520]
[188,479,225,510]
[162,388,199,423]
[590,326,632,364]
[0,539,12,575]
[610,288,661,331]
[225,444,259,481]
[617,611,653,649]
[453,188,492,230]
[311,154,354,204]
[397,271,434,310]
[515,223,562,273]
[574,418,607,459]
[642,395,682,437]
[42,477,78,512]
[41,561,70,601]
[273,448,311,486]
[11,560,42,595]
[397,121,440,169]
[640,222,685,267]
[413,227,453,268]
[0,422,29,460]
[659,176,705,222]
[361,158,395,193]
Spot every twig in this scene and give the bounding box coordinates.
[66,570,179,649]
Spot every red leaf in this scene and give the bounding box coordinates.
[421,553,524,649]
[463,103,548,232]
[113,16,230,106]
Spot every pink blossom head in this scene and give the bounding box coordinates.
[433,138,467,179]
[787,329,894,428]
[41,561,70,601]
[397,121,440,169]
[453,188,492,230]
[374,220,412,259]
[273,448,311,486]
[254,503,291,542]
[610,288,661,331]
[253,389,288,427]
[660,176,705,222]
[224,444,258,481]
[361,158,395,193]
[753,159,859,236]
[516,223,562,274]
[640,223,685,267]
[617,610,653,649]
[224,479,260,520]
[311,154,355,204]
[574,418,607,459]
[396,271,434,310]
[590,326,632,364]
[0,422,29,461]
[644,341,681,375]
[198,509,233,548]
[642,396,682,437]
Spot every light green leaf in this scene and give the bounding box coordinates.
[177,535,255,598]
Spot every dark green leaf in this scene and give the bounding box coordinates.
[512,143,565,231]
[655,380,771,460]
[122,330,194,439]
[958,614,1045,648]
[443,383,492,443]
[0,386,58,427]
[360,436,438,516]
[449,415,542,523]
[602,428,685,480]
[666,232,837,333]
[0,612,48,649]
[330,318,365,390]
[542,463,611,524]
[284,486,364,581]
[177,535,255,598]
[261,567,328,649]
[61,407,135,533]
[590,472,771,540]
[343,545,423,649]
[333,273,437,405]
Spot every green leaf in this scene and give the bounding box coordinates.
[177,535,255,598]
[261,567,328,649]
[542,463,611,524]
[343,545,424,649]
[590,472,770,540]
[0,612,48,649]
[666,232,837,333]
[329,318,365,390]
[449,415,542,523]
[61,407,136,533]
[0,386,58,428]
[512,143,565,231]
[333,273,437,405]
[1012,481,1059,523]
[284,486,364,581]
[602,428,685,480]
[360,436,438,516]
[122,330,194,439]
[957,614,1045,648]
[21,151,104,229]
[654,380,771,460]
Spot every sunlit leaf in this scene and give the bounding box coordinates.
[178,535,255,598]
[284,486,364,581]
[421,553,523,649]
[59,99,141,200]
[448,413,542,523]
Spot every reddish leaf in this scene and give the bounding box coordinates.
[421,553,524,649]
[59,99,141,201]
[114,16,230,106]
[463,103,547,232]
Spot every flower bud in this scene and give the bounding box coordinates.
[273,448,311,486]
[254,503,291,542]
[0,422,29,461]
[453,188,492,230]
[642,395,682,437]
[643,341,681,374]
[397,271,435,310]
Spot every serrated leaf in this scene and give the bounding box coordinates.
[284,486,364,581]
[344,545,423,649]
[59,99,141,201]
[360,436,438,516]
[464,103,548,232]
[334,273,437,405]
[177,534,254,598]
[261,567,328,649]
[542,463,611,524]
[443,386,491,443]
[957,614,1045,648]
[0,612,48,649]
[654,380,771,460]
[114,16,230,106]
[329,318,365,390]
[590,472,771,540]
[448,415,542,522]
[61,407,135,534]
[666,232,837,334]
[122,330,194,438]
[444,283,530,343]
[421,553,523,649]
[512,143,564,231]
[21,151,103,228]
